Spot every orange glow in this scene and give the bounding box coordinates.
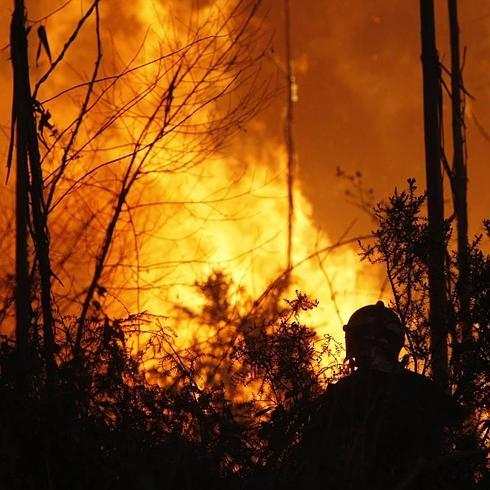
[8,1,489,394]
[0,1,383,352]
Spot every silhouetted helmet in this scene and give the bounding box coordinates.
[343,301,404,364]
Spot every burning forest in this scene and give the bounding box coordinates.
[0,1,488,489]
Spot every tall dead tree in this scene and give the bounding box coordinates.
[448,0,470,346]
[419,0,448,389]
[284,0,295,274]
[10,0,56,386]
[11,1,30,375]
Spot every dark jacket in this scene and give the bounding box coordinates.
[297,368,461,490]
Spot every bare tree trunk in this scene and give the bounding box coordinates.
[11,0,31,379]
[11,0,56,386]
[419,0,448,389]
[448,0,470,345]
[284,0,295,274]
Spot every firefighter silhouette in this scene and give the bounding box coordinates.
[298,301,461,490]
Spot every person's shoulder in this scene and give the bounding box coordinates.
[393,369,444,401]
[396,369,450,398]
[324,371,363,393]
[397,369,462,425]
[319,370,374,404]
[317,374,355,405]
[397,368,435,387]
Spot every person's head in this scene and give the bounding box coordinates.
[343,301,404,371]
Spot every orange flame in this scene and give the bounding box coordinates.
[0,1,385,363]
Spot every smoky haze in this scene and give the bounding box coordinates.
[259,0,490,239]
[1,1,489,239]
[0,0,488,332]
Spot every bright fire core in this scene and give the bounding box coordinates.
[0,0,384,358]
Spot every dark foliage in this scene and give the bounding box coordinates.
[0,316,224,489]
[0,283,335,489]
[1,189,489,488]
[0,185,488,489]
[361,178,489,485]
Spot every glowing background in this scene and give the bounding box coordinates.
[0,1,488,347]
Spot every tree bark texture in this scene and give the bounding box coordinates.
[284,0,295,274]
[419,0,448,389]
[448,0,470,345]
[11,0,56,385]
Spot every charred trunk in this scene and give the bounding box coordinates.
[419,0,448,389]
[448,0,470,348]
[10,0,56,386]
